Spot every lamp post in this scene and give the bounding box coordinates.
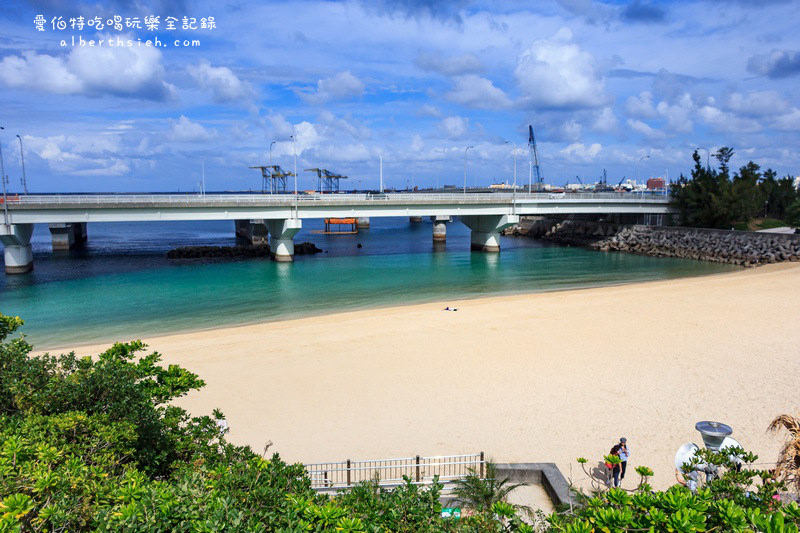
[16,135,27,194]
[463,145,474,195]
[290,133,297,195]
[201,157,206,196]
[0,126,7,224]
[268,140,276,193]
[636,154,650,186]
[505,140,517,209]
[379,155,383,193]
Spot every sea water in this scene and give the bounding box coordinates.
[0,217,737,349]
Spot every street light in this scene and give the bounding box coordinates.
[636,154,650,185]
[268,140,276,193]
[16,135,27,194]
[1,126,8,224]
[463,145,474,194]
[504,140,517,189]
[290,132,297,195]
[505,140,518,210]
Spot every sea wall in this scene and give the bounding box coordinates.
[506,218,800,267]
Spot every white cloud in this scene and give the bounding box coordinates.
[774,108,800,130]
[21,134,131,176]
[187,60,254,103]
[626,118,666,139]
[655,93,693,133]
[418,104,442,117]
[0,52,82,94]
[697,104,762,133]
[266,113,295,139]
[415,51,483,75]
[727,90,789,116]
[561,119,582,142]
[318,111,371,139]
[439,115,469,139]
[445,74,511,109]
[592,106,618,132]
[515,27,606,109]
[561,142,602,160]
[300,71,365,104]
[0,36,175,100]
[168,116,217,142]
[625,91,658,119]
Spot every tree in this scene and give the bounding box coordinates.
[671,149,736,228]
[787,198,800,227]
[769,413,800,492]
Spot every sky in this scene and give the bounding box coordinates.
[0,0,799,192]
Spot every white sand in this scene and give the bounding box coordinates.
[42,263,800,490]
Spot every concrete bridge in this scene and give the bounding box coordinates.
[0,192,671,273]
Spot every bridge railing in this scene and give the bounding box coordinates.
[304,452,485,492]
[8,191,670,205]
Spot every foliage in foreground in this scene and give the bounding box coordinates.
[0,314,534,532]
[562,448,800,532]
[2,312,799,532]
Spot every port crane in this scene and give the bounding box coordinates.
[305,168,348,193]
[250,165,293,194]
[528,125,544,191]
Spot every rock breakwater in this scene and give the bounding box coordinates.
[508,218,800,267]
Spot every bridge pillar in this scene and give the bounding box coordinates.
[234,219,268,245]
[356,217,370,229]
[431,215,449,242]
[460,215,519,252]
[49,222,87,250]
[1,223,35,274]
[409,216,423,223]
[266,218,302,262]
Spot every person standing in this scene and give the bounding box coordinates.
[608,444,622,487]
[618,437,630,483]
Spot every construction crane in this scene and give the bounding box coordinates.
[305,168,348,193]
[250,165,293,194]
[528,125,544,190]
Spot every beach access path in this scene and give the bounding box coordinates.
[39,263,800,490]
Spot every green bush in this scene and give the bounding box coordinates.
[4,313,798,532]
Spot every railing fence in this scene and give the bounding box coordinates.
[304,452,485,492]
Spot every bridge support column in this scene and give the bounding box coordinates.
[431,215,449,242]
[460,215,519,252]
[234,219,268,245]
[409,216,423,223]
[266,218,302,262]
[1,223,35,274]
[356,217,370,229]
[49,222,87,250]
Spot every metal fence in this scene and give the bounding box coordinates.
[305,452,485,491]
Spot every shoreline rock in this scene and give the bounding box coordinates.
[506,218,800,267]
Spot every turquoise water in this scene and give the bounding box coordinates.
[0,218,737,349]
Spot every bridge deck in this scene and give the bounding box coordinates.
[2,192,671,224]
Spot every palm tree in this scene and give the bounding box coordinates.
[768,413,800,491]
[450,460,528,514]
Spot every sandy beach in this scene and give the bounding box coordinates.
[39,263,800,491]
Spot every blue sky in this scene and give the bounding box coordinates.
[1,0,799,192]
